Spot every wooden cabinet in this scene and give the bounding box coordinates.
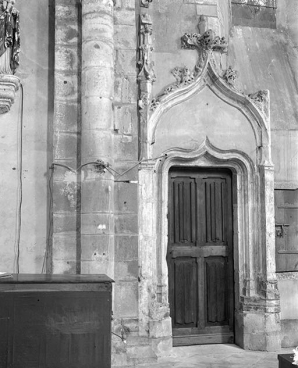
[0,274,113,368]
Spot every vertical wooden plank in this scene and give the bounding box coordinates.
[179,183,184,242]
[191,181,197,243]
[174,181,179,244]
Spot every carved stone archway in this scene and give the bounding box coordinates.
[137,16,280,353]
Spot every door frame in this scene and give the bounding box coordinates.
[167,167,235,346]
[137,138,280,352]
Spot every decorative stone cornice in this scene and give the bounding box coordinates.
[0,74,20,113]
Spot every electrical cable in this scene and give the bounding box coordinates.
[14,82,24,274]
[42,168,53,274]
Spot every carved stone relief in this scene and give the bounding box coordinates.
[150,26,228,111]
[0,0,20,114]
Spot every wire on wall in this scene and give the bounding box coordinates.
[14,81,24,274]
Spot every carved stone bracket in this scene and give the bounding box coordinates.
[140,0,153,8]
[150,28,228,111]
[0,74,20,113]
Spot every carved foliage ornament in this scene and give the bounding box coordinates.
[0,0,20,74]
[150,29,228,111]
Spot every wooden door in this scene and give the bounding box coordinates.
[167,167,234,346]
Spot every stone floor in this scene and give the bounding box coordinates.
[136,344,294,368]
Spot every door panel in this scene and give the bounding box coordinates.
[168,168,234,346]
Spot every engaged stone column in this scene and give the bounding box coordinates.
[81,0,114,277]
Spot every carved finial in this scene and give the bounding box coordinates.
[141,0,153,8]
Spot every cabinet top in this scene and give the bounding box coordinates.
[0,274,114,284]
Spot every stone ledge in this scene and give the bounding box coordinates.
[0,74,20,114]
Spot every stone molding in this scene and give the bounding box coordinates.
[0,74,20,113]
[138,137,280,352]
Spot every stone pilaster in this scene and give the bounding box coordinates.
[81,0,114,278]
[51,0,81,274]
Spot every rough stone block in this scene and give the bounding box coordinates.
[149,317,172,339]
[114,75,137,103]
[114,281,138,317]
[55,73,78,101]
[53,131,78,160]
[55,45,78,71]
[151,336,173,358]
[52,260,77,274]
[52,180,79,212]
[56,23,79,45]
[81,259,111,276]
[81,129,113,159]
[114,104,137,134]
[54,102,79,132]
[52,233,77,260]
[53,213,78,233]
[115,260,138,281]
[82,11,113,41]
[82,96,113,131]
[281,319,298,347]
[114,9,136,26]
[82,40,113,69]
[80,178,113,213]
[82,66,114,99]
[122,0,135,9]
[114,182,138,214]
[81,234,111,262]
[115,235,138,261]
[55,4,77,21]
[114,134,138,161]
[81,213,113,235]
[115,25,136,49]
[114,214,138,235]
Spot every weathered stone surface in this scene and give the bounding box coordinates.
[81,213,113,235]
[55,73,78,100]
[55,46,78,71]
[115,25,136,49]
[54,102,79,132]
[114,182,138,214]
[114,104,137,134]
[53,131,79,160]
[114,214,138,235]
[115,260,138,281]
[114,134,138,161]
[115,235,138,261]
[114,281,138,317]
[82,40,113,69]
[82,96,113,131]
[116,49,137,76]
[55,24,79,45]
[52,233,77,261]
[114,9,136,26]
[114,75,138,103]
[80,179,113,213]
